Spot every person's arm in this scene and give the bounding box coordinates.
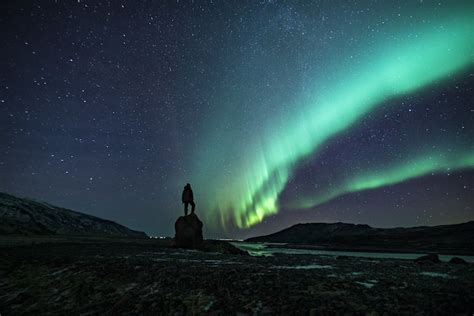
[182,190,185,203]
[190,189,194,201]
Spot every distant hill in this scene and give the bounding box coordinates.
[246,221,474,254]
[0,192,147,238]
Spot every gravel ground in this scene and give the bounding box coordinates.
[0,238,473,315]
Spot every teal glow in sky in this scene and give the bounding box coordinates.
[2,1,473,238]
[292,151,474,211]
[193,4,474,232]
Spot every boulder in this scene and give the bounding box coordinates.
[173,213,203,248]
[414,254,440,264]
[449,257,468,265]
[201,240,249,255]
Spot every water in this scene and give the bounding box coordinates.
[419,272,454,278]
[272,264,334,269]
[231,242,474,263]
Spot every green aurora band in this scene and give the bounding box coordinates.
[291,151,474,211]
[196,10,474,231]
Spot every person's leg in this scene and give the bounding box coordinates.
[184,202,188,216]
[191,201,195,214]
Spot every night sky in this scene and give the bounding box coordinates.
[1,1,473,239]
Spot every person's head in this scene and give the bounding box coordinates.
[185,183,191,189]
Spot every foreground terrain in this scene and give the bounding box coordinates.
[1,237,473,315]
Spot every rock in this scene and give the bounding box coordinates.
[260,306,272,315]
[414,254,440,264]
[201,240,249,255]
[173,213,203,248]
[309,308,318,316]
[449,257,468,265]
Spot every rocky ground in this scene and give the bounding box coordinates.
[0,237,473,315]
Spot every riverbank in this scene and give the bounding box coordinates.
[232,242,474,262]
[1,237,473,315]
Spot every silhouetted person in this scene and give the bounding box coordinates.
[182,183,195,215]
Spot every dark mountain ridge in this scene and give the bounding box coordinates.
[0,192,147,238]
[246,221,474,254]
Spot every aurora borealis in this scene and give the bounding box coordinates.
[194,3,474,234]
[1,1,473,238]
[293,151,474,211]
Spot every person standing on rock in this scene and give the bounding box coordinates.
[182,183,195,216]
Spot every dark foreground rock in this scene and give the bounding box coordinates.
[172,212,245,255]
[173,213,203,248]
[450,257,468,265]
[0,237,473,315]
[415,253,441,264]
[202,240,248,255]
